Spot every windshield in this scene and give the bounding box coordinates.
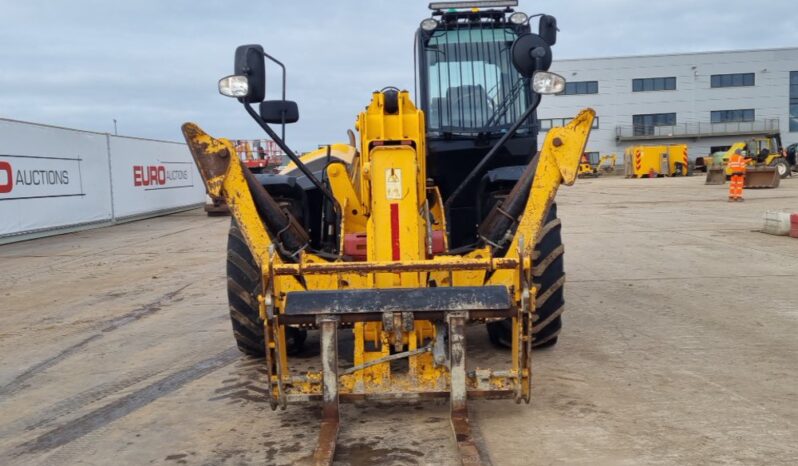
[423,27,529,135]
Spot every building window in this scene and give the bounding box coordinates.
[711,109,755,123]
[710,72,755,88]
[632,77,676,92]
[632,113,676,136]
[559,80,598,95]
[539,116,599,132]
[791,71,798,132]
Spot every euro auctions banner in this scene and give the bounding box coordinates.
[0,119,113,237]
[0,119,205,241]
[109,135,204,218]
[0,155,83,199]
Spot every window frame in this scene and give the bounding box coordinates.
[559,80,599,96]
[632,112,677,136]
[710,72,755,88]
[539,116,599,132]
[421,27,531,134]
[632,76,676,92]
[710,109,755,124]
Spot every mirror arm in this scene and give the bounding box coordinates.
[444,86,540,216]
[242,101,341,221]
[262,51,287,143]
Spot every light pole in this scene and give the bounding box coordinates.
[113,119,118,135]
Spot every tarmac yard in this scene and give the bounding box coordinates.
[1,176,797,465]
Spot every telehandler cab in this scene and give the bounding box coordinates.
[183,2,595,463]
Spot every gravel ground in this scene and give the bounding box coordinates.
[1,175,797,465]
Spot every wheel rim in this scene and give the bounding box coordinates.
[777,163,787,176]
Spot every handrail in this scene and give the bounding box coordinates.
[615,119,780,141]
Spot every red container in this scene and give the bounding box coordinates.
[791,214,798,238]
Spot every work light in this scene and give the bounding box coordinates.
[509,12,528,24]
[420,18,439,31]
[218,75,249,98]
[532,71,566,95]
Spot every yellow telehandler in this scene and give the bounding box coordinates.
[183,2,593,463]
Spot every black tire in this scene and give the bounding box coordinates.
[771,158,791,179]
[487,203,565,349]
[227,220,305,357]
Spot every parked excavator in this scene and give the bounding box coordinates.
[578,152,617,177]
[183,2,594,464]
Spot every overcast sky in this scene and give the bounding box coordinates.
[1,0,797,151]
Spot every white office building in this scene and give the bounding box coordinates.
[537,47,798,163]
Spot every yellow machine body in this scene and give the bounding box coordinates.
[707,140,781,188]
[184,91,594,465]
[578,152,616,178]
[624,144,688,177]
[184,93,594,403]
[598,153,617,174]
[577,152,598,178]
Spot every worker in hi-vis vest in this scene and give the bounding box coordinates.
[728,148,747,202]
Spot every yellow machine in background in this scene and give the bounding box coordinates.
[577,152,617,178]
[706,136,787,188]
[624,144,689,178]
[577,152,598,177]
[598,153,617,174]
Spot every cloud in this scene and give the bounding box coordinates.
[1,0,796,150]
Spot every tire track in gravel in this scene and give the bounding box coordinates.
[0,367,170,439]
[0,284,189,399]
[9,347,240,458]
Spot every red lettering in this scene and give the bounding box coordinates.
[148,166,158,186]
[0,161,12,193]
[134,165,167,187]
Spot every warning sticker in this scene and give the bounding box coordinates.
[385,168,402,200]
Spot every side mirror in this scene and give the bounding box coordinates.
[260,100,299,124]
[539,15,557,46]
[510,33,552,78]
[234,44,266,103]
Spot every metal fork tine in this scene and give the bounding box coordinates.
[449,312,486,465]
[313,316,340,466]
